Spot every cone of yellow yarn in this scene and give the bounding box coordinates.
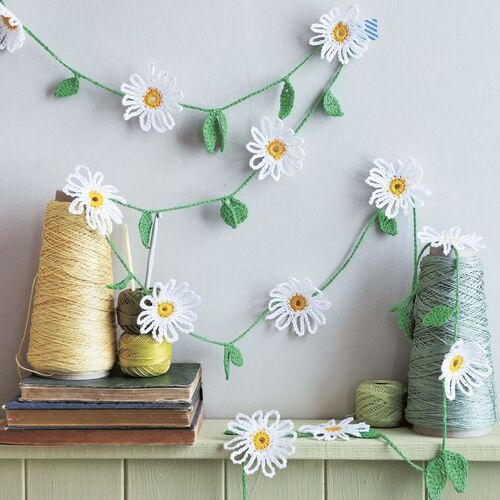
[27,200,116,380]
[116,289,172,377]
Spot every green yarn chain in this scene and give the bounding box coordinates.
[108,209,379,380]
[22,19,318,110]
[18,10,330,156]
[390,229,469,499]
[228,422,465,500]
[113,64,345,237]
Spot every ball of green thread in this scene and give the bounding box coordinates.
[355,380,407,428]
[116,288,152,334]
[118,333,172,377]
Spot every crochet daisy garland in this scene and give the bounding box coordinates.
[0,1,379,151]
[60,159,486,499]
[389,230,489,499]
[60,157,426,359]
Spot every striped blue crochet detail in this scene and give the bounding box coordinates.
[364,19,379,40]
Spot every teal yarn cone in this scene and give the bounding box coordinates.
[405,253,496,433]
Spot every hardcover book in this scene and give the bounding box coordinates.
[19,363,201,403]
[5,385,202,428]
[0,404,204,446]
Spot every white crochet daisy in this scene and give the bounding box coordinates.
[246,116,305,181]
[439,340,492,401]
[299,417,369,441]
[418,226,485,256]
[0,5,25,53]
[365,158,431,219]
[120,63,183,132]
[137,280,201,343]
[224,410,296,478]
[266,278,331,336]
[63,165,126,236]
[309,5,369,64]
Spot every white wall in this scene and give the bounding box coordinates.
[1,0,499,418]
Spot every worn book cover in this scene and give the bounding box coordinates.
[5,385,202,428]
[20,363,201,402]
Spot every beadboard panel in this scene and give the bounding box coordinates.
[326,460,425,500]
[0,457,498,500]
[25,459,123,500]
[225,460,324,500]
[440,462,500,499]
[0,459,24,500]
[126,459,224,500]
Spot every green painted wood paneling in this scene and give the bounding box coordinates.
[126,459,223,500]
[225,459,324,500]
[326,460,425,500]
[441,462,500,499]
[26,459,123,500]
[0,459,24,500]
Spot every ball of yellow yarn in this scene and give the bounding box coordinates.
[116,289,151,334]
[118,333,172,377]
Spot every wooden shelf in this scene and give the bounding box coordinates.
[1,420,499,461]
[1,421,499,499]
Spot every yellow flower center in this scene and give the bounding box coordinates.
[157,301,175,318]
[289,293,308,312]
[266,140,287,161]
[252,429,271,451]
[143,87,163,109]
[325,426,342,432]
[1,16,17,31]
[88,191,104,208]
[388,177,407,197]
[450,355,464,373]
[331,22,349,43]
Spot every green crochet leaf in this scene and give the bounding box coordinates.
[425,454,447,500]
[203,111,218,154]
[107,273,133,290]
[229,344,244,367]
[223,343,244,380]
[377,209,398,236]
[220,196,248,229]
[278,78,295,119]
[216,110,228,152]
[139,211,154,249]
[55,76,80,97]
[203,110,227,153]
[223,344,231,380]
[390,298,415,340]
[423,305,455,328]
[359,429,381,439]
[323,90,343,117]
[444,451,468,493]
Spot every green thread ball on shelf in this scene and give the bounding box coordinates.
[355,380,407,428]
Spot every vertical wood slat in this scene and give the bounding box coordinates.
[326,460,425,500]
[126,459,224,500]
[25,459,123,500]
[0,459,24,500]
[440,462,500,499]
[225,459,324,500]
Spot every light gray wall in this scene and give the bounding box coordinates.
[1,0,499,418]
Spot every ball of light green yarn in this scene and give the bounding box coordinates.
[355,380,407,428]
[118,333,172,377]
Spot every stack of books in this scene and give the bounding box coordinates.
[0,363,203,445]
